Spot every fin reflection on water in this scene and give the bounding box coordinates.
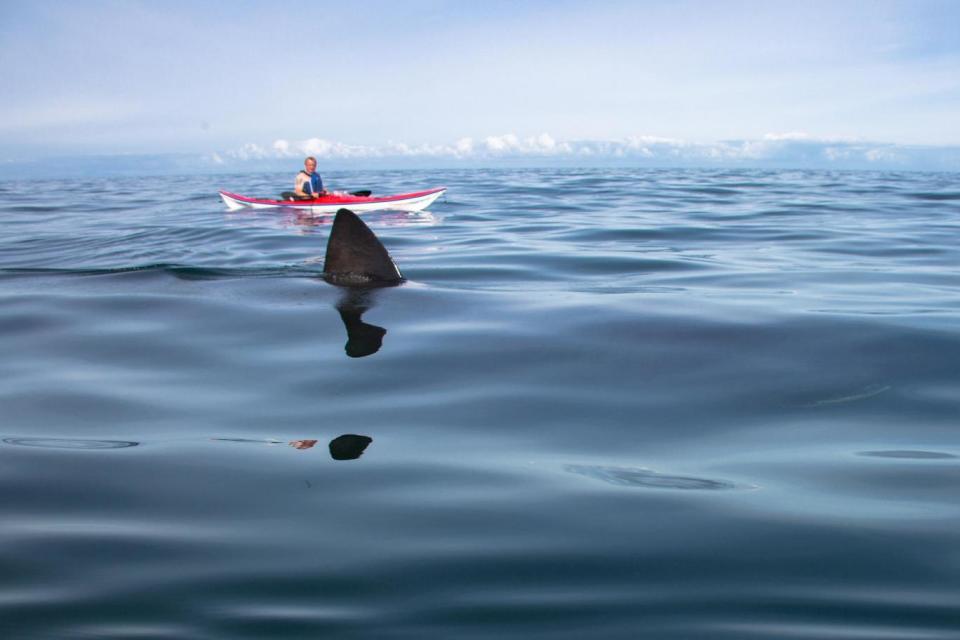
[337,289,387,358]
[329,434,373,461]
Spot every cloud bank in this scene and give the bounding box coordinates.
[3,133,958,179]
[213,133,960,172]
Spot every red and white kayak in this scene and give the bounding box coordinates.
[219,187,445,214]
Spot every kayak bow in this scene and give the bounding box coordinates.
[219,187,446,214]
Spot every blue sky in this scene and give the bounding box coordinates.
[2,0,959,172]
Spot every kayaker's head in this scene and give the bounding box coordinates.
[304,156,317,174]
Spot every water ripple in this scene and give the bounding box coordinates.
[565,464,739,490]
[858,450,957,460]
[3,437,139,450]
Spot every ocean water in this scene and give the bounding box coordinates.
[1,168,959,639]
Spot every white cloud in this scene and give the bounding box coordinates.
[625,135,684,146]
[299,138,333,156]
[763,132,811,141]
[823,146,852,161]
[484,133,519,152]
[228,143,269,160]
[865,147,900,163]
[476,133,573,155]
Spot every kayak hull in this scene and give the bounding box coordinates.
[219,187,445,214]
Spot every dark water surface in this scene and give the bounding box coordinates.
[1,168,959,638]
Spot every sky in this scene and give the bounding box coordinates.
[1,0,959,173]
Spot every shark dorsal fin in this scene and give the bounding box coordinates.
[323,209,402,286]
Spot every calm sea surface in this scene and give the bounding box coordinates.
[1,168,959,639]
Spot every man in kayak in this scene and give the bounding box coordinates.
[293,156,326,199]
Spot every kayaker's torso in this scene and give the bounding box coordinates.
[295,170,323,197]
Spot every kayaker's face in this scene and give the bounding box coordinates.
[304,159,317,174]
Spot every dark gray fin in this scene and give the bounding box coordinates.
[329,434,373,461]
[323,208,402,287]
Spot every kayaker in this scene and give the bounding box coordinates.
[294,156,326,199]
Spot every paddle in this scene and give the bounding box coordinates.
[349,190,372,197]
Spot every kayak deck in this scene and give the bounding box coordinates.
[219,187,445,214]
